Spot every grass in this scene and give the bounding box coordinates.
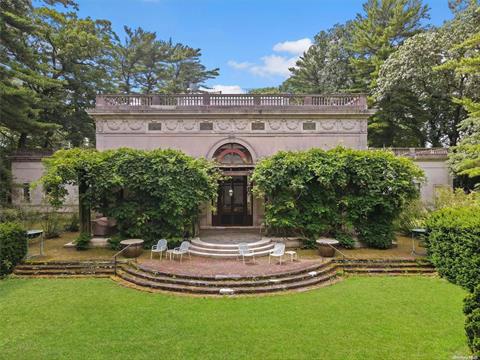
[0,276,469,359]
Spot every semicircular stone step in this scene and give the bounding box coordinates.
[131,260,333,281]
[189,242,274,254]
[119,263,337,288]
[115,269,338,295]
[191,237,272,249]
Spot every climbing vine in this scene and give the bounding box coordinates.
[41,148,221,246]
[252,147,424,248]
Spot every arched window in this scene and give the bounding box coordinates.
[213,143,253,165]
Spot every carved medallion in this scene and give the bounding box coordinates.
[268,120,282,131]
[234,119,248,130]
[341,120,357,131]
[165,120,178,131]
[217,119,231,131]
[106,120,123,131]
[320,120,337,131]
[286,120,299,130]
[182,120,196,131]
[127,120,143,131]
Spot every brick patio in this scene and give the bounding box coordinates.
[139,256,326,277]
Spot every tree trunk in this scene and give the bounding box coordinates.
[78,173,91,235]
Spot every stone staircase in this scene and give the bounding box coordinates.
[11,257,437,296]
[189,237,275,258]
[114,260,338,295]
[13,261,117,277]
[336,258,436,275]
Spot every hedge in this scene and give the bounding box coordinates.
[0,222,27,276]
[464,284,480,356]
[252,148,423,248]
[426,205,480,291]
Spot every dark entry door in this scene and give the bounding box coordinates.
[213,176,252,226]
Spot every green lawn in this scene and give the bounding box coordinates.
[0,276,469,360]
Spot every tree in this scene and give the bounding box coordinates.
[0,0,65,148]
[441,30,480,183]
[373,5,480,147]
[349,0,430,91]
[248,87,281,94]
[1,0,115,149]
[112,26,155,94]
[111,30,219,93]
[282,23,355,94]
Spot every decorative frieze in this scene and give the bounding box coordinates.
[96,118,367,135]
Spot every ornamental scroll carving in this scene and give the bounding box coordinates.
[97,118,365,134]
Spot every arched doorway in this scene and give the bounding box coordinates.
[212,143,253,226]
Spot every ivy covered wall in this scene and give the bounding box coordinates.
[252,147,424,248]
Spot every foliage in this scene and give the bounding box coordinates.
[0,1,217,159]
[41,148,221,247]
[0,221,27,276]
[107,234,125,250]
[248,87,281,94]
[426,205,480,291]
[393,199,429,235]
[252,147,423,248]
[283,23,355,94]
[112,26,219,94]
[348,0,429,91]
[464,284,480,355]
[41,204,63,239]
[434,187,479,209]
[373,6,480,147]
[441,29,480,184]
[75,232,91,251]
[64,212,79,232]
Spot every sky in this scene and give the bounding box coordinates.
[76,0,455,93]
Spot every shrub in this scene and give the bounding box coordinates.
[41,148,221,248]
[426,205,480,291]
[252,148,423,248]
[75,232,91,251]
[64,212,80,232]
[394,199,429,235]
[0,207,25,222]
[464,285,480,356]
[0,222,27,276]
[42,209,62,239]
[107,234,125,250]
[434,187,479,209]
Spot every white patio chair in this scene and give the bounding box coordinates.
[269,243,285,264]
[238,243,255,264]
[151,239,167,260]
[170,241,191,262]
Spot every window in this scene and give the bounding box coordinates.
[23,183,30,203]
[251,122,265,131]
[148,122,162,131]
[213,143,253,165]
[303,122,316,130]
[200,122,213,131]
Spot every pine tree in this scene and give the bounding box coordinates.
[349,0,429,91]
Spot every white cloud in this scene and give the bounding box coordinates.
[202,85,245,94]
[228,38,312,78]
[272,38,312,55]
[227,60,253,70]
[249,55,298,77]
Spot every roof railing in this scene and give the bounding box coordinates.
[95,93,368,110]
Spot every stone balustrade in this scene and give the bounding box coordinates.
[94,93,368,111]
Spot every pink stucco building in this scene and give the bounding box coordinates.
[10,93,452,227]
